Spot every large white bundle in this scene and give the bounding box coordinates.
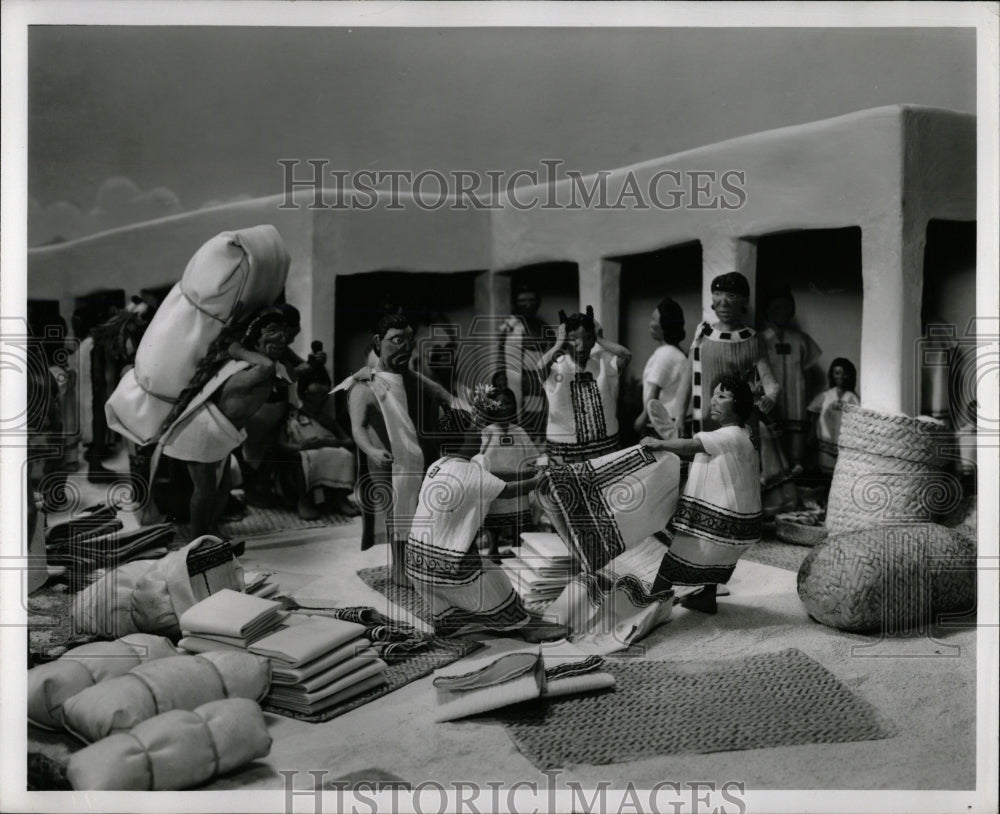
[65,698,271,790]
[61,651,271,743]
[28,634,177,730]
[106,224,290,446]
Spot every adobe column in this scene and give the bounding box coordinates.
[859,215,926,416]
[577,258,621,342]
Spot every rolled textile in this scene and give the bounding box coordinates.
[106,225,290,446]
[66,698,271,790]
[28,634,177,730]
[539,640,615,697]
[61,650,270,743]
[432,642,543,722]
[71,536,244,639]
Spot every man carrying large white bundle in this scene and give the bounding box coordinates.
[104,225,291,536]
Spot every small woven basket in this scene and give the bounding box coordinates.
[776,512,828,547]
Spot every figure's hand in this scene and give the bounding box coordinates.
[757,395,775,414]
[594,319,604,339]
[370,449,394,466]
[633,412,648,434]
[227,341,243,358]
[640,436,664,450]
[554,323,568,351]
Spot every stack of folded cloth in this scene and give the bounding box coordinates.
[432,638,614,722]
[178,589,287,653]
[250,616,389,715]
[502,532,580,604]
[51,524,175,578]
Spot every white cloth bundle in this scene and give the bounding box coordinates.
[65,698,271,790]
[61,651,271,743]
[71,536,244,639]
[106,225,290,446]
[28,634,177,730]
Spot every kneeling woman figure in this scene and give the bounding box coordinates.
[643,374,763,613]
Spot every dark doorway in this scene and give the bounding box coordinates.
[920,219,976,423]
[755,226,864,403]
[613,241,702,447]
[333,269,481,385]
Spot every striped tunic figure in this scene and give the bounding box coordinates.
[689,323,769,434]
[544,347,622,463]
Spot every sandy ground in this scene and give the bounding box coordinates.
[29,458,978,796]
[218,523,976,792]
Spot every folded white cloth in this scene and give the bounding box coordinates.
[538,639,614,697]
[288,649,380,694]
[179,588,283,640]
[248,617,367,666]
[266,673,388,715]
[176,636,249,655]
[270,638,371,685]
[267,659,388,708]
[66,697,271,790]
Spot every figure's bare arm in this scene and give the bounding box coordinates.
[348,386,393,465]
[640,435,705,460]
[414,370,453,408]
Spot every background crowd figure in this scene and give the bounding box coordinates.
[25,262,977,639]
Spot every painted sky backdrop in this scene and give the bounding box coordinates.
[28,26,975,243]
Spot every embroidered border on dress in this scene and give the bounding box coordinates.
[404,537,484,586]
[570,373,607,443]
[546,433,619,463]
[670,495,762,545]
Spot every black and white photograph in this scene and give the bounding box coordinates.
[1,3,997,813]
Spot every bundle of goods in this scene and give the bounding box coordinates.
[775,509,828,547]
[252,616,389,715]
[432,639,614,722]
[105,224,290,447]
[502,532,580,604]
[71,535,244,639]
[797,522,976,632]
[177,589,287,652]
[826,405,955,534]
[59,650,271,743]
[28,634,177,730]
[66,698,271,790]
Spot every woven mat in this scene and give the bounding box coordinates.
[262,637,482,723]
[741,539,813,573]
[356,565,550,630]
[497,648,890,769]
[177,505,354,541]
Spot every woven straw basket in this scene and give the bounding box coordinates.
[797,523,975,632]
[776,511,828,547]
[826,405,952,534]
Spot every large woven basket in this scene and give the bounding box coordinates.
[826,405,954,534]
[797,523,976,632]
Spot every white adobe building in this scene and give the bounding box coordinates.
[28,105,976,418]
